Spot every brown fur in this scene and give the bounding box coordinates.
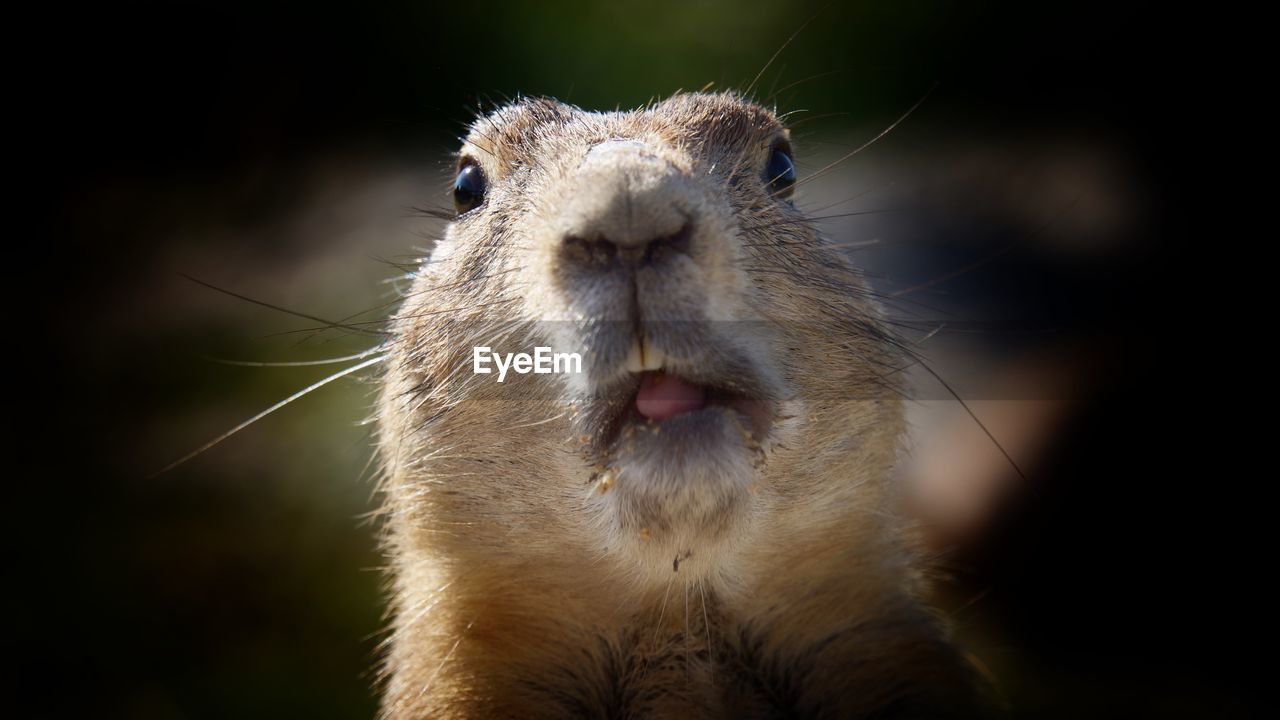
[376,92,988,718]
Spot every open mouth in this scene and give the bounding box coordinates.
[635,371,708,420]
[593,370,772,469]
[586,366,776,465]
[630,371,772,440]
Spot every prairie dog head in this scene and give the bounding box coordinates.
[378,92,905,594]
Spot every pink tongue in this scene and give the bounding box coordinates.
[635,372,706,421]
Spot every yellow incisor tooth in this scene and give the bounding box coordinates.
[625,337,644,373]
[627,336,666,373]
[639,337,665,371]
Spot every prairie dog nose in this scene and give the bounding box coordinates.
[559,140,693,264]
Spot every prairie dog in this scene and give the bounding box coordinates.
[376,92,987,718]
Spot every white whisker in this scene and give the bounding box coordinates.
[199,344,388,367]
[152,354,386,477]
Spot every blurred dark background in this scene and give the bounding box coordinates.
[19,1,1252,718]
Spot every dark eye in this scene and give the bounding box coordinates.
[453,163,486,215]
[764,146,796,198]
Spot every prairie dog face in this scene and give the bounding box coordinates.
[379,92,905,593]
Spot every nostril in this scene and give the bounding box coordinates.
[562,221,693,270]
[641,222,693,266]
[563,235,618,267]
